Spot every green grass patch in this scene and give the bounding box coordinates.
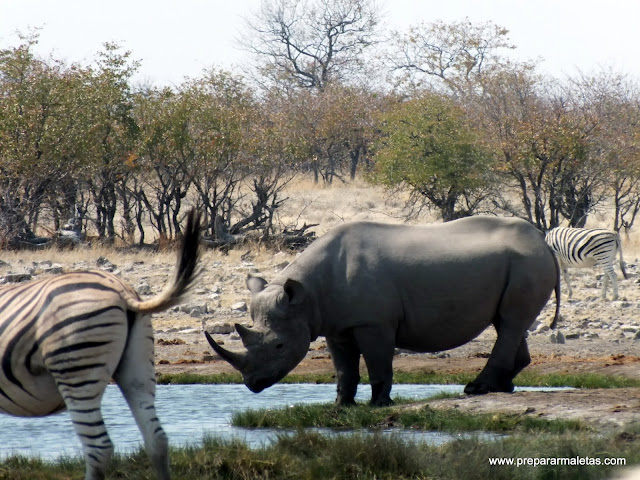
[157,370,640,389]
[513,371,640,389]
[2,429,639,480]
[157,372,243,384]
[231,400,586,433]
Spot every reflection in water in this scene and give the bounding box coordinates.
[0,383,561,460]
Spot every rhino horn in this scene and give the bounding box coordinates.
[205,331,248,371]
[235,323,264,346]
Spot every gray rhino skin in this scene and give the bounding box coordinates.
[207,216,560,406]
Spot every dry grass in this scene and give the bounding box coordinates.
[275,177,433,234]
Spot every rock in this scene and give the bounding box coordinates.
[535,324,550,334]
[613,301,632,308]
[96,256,111,266]
[189,304,209,317]
[137,281,153,295]
[177,328,199,334]
[4,273,32,283]
[43,265,64,275]
[208,323,235,334]
[565,333,581,340]
[96,256,118,273]
[528,320,541,331]
[231,301,248,312]
[274,261,290,271]
[550,331,565,344]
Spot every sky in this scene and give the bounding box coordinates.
[1,0,639,87]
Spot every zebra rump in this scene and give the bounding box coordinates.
[545,226,627,301]
[0,208,201,480]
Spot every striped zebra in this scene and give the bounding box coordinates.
[545,226,628,301]
[0,209,201,480]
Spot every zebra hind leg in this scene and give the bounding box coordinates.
[47,325,128,479]
[63,385,114,480]
[561,266,573,298]
[113,312,170,480]
[602,265,618,301]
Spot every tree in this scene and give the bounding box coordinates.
[80,42,141,242]
[370,93,496,221]
[132,86,195,242]
[174,70,257,238]
[241,0,381,90]
[467,64,607,230]
[389,18,515,94]
[577,71,640,232]
[0,32,97,244]
[270,85,379,183]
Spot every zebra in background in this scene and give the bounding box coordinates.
[545,226,628,301]
[0,209,201,480]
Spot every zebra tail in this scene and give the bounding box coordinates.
[618,233,629,280]
[127,208,202,314]
[549,247,561,330]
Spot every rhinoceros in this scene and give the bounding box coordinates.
[206,216,560,406]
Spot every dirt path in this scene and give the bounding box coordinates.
[425,388,640,430]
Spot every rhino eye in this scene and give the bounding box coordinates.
[276,343,283,350]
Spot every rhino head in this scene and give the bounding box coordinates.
[206,274,313,393]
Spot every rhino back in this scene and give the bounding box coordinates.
[275,217,555,351]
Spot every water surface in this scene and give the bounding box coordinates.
[0,383,561,460]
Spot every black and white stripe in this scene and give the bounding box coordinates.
[545,227,628,300]
[0,209,201,480]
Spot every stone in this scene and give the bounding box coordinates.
[137,282,153,295]
[231,301,248,312]
[189,304,209,317]
[43,266,64,275]
[274,261,290,271]
[208,323,235,334]
[4,273,32,283]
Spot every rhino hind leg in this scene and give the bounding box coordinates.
[326,336,361,406]
[464,366,515,395]
[354,326,395,407]
[464,337,531,395]
[511,337,531,378]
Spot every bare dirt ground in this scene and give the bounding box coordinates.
[3,179,640,431]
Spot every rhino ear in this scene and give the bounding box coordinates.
[246,274,268,295]
[283,278,305,306]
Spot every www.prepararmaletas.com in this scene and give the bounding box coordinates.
[489,456,626,467]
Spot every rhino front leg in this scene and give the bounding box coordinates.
[354,326,395,407]
[326,336,361,406]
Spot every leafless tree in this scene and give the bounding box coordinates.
[240,0,381,90]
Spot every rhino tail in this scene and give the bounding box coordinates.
[549,246,561,330]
